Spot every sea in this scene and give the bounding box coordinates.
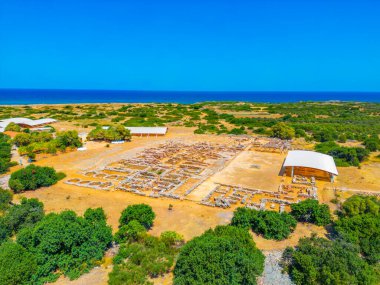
[0,89,379,105]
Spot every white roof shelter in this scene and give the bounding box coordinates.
[125,127,168,135]
[283,150,338,176]
[0,118,57,132]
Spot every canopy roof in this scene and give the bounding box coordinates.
[125,127,168,135]
[0,118,57,132]
[283,150,338,176]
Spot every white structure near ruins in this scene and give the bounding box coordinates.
[0,118,57,133]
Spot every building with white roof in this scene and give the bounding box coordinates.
[0,118,57,133]
[125,127,168,136]
[282,150,338,181]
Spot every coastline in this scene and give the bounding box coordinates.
[1,89,379,105]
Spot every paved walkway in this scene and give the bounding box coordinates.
[257,250,294,285]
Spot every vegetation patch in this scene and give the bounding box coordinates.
[16,208,113,284]
[119,204,156,230]
[315,141,370,166]
[281,235,378,285]
[8,164,64,193]
[290,199,331,226]
[15,130,82,158]
[334,195,380,264]
[0,197,44,246]
[87,125,131,142]
[0,133,16,174]
[282,195,380,285]
[174,225,264,285]
[231,207,297,240]
[109,205,182,285]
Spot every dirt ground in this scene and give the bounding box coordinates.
[200,150,285,192]
[335,163,380,191]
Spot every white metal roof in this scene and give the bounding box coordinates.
[125,127,168,135]
[0,118,57,132]
[283,150,338,176]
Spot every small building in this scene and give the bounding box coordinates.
[0,118,57,132]
[125,127,168,137]
[281,150,338,181]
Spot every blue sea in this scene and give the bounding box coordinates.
[0,89,379,105]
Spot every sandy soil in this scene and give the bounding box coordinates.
[336,163,380,191]
[18,181,232,240]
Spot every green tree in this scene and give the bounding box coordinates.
[0,133,14,174]
[160,231,184,247]
[55,130,82,149]
[0,242,37,285]
[4,122,21,132]
[363,135,380,152]
[270,122,295,140]
[8,164,62,192]
[0,188,12,212]
[2,198,44,236]
[290,199,331,226]
[109,263,151,285]
[17,208,112,282]
[87,125,131,142]
[334,195,380,264]
[282,236,378,285]
[119,204,155,229]
[174,225,264,285]
[340,195,380,217]
[13,133,32,146]
[114,220,146,244]
[231,207,297,240]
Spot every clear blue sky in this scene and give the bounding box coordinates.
[0,0,379,91]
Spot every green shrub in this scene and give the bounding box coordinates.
[290,199,331,226]
[1,198,44,238]
[0,242,37,285]
[110,233,179,284]
[17,208,112,282]
[0,134,13,174]
[160,231,184,247]
[270,122,295,140]
[114,220,146,244]
[334,195,380,264]
[119,204,155,229]
[231,207,297,240]
[281,236,378,285]
[87,125,131,142]
[174,225,264,285]
[315,141,370,166]
[0,188,12,212]
[4,122,21,132]
[8,164,62,192]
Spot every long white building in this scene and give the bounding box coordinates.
[0,118,57,132]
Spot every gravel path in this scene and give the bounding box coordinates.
[257,250,294,285]
[0,175,10,189]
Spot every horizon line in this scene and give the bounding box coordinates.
[1,88,380,93]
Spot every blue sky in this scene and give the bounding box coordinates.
[0,0,379,91]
